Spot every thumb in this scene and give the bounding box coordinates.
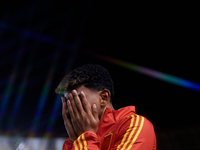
[92,104,99,121]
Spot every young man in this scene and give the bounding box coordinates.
[55,64,156,150]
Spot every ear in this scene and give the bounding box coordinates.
[100,89,111,107]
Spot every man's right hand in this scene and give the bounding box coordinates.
[61,97,78,141]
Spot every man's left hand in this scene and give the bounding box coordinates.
[67,90,100,136]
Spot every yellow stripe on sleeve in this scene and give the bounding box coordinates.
[82,133,88,150]
[121,114,140,150]
[77,136,83,149]
[117,115,135,150]
[127,116,144,150]
[73,140,78,150]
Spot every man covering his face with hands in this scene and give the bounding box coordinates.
[55,64,156,150]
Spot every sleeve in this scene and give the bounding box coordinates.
[110,114,156,150]
[62,131,101,150]
[62,138,74,150]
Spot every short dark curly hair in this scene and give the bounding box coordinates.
[55,64,114,101]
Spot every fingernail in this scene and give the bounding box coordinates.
[67,100,70,105]
[93,104,97,109]
[69,93,72,99]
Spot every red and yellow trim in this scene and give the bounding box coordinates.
[73,133,88,150]
[117,114,144,150]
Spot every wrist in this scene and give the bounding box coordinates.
[81,131,97,136]
[69,137,76,141]
[67,138,74,143]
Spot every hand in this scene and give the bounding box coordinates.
[67,90,100,136]
[61,97,78,141]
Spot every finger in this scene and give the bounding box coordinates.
[62,97,69,113]
[72,90,84,113]
[63,107,78,141]
[67,99,75,119]
[61,97,68,121]
[64,111,72,128]
[61,97,78,141]
[62,97,73,128]
[80,91,91,113]
[92,104,99,121]
[68,93,78,116]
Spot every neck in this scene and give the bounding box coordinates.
[99,103,114,120]
[107,103,115,110]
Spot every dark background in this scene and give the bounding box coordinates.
[0,1,200,149]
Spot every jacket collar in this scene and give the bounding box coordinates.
[97,106,136,136]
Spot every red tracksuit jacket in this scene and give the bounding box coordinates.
[62,106,156,150]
